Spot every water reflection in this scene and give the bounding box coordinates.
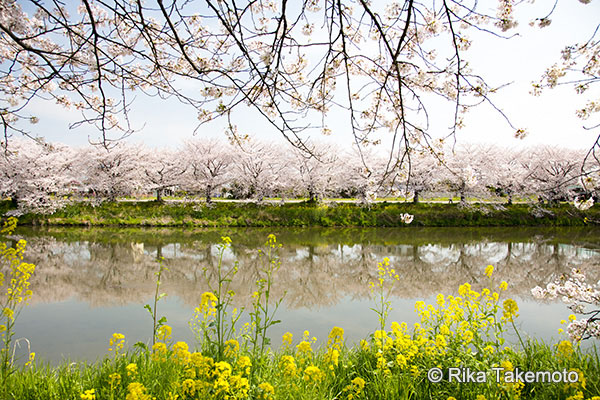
[7,226,600,363]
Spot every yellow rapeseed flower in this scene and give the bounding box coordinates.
[258,382,275,400]
[80,389,96,400]
[436,293,445,307]
[303,365,324,383]
[557,340,574,358]
[126,363,137,377]
[172,341,191,364]
[198,292,218,316]
[182,379,195,396]
[191,352,214,377]
[351,377,365,391]
[325,348,340,368]
[152,342,167,362]
[126,382,151,400]
[435,334,447,349]
[485,264,494,278]
[280,355,297,377]
[215,360,233,378]
[327,326,344,349]
[213,376,230,396]
[224,339,240,358]
[282,331,293,346]
[396,353,408,369]
[343,376,366,398]
[24,351,35,367]
[230,375,250,398]
[156,324,172,342]
[108,333,125,353]
[501,360,514,371]
[297,340,312,354]
[108,372,121,389]
[462,330,474,343]
[237,356,252,376]
[502,299,519,322]
[2,307,14,321]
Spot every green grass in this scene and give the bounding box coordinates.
[3,320,599,400]
[5,200,600,227]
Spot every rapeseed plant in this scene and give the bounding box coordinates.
[190,236,241,361]
[0,217,35,384]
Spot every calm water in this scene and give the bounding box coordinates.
[7,226,600,364]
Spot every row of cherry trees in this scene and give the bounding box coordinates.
[0,139,595,213]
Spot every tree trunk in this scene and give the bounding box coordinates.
[156,188,163,203]
[507,193,512,205]
[205,184,213,203]
[308,187,317,203]
[413,190,420,204]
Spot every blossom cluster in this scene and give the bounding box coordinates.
[531,268,600,341]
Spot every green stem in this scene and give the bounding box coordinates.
[151,260,164,347]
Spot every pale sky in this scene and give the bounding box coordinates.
[16,0,600,152]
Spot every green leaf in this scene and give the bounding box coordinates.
[133,342,148,353]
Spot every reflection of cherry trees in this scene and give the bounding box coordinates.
[16,228,600,312]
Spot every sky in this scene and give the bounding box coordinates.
[15,0,600,152]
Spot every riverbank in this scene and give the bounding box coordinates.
[4,333,599,400]
[2,200,598,227]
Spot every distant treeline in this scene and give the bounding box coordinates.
[0,138,596,214]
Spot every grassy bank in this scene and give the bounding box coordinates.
[3,200,599,227]
[4,332,599,400]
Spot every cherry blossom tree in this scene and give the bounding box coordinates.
[180,139,233,203]
[230,141,285,201]
[390,148,444,203]
[287,144,339,202]
[531,2,600,175]
[523,147,583,203]
[331,149,386,203]
[142,148,186,202]
[78,142,146,202]
[0,0,534,174]
[0,138,75,213]
[486,147,532,205]
[437,145,485,203]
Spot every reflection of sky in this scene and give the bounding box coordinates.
[14,293,575,365]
